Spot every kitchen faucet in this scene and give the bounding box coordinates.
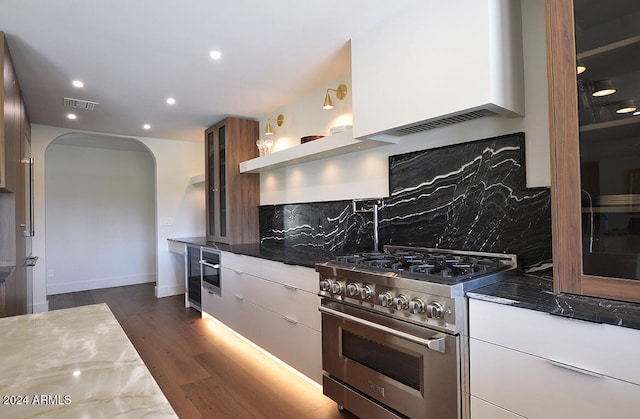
[352,199,384,252]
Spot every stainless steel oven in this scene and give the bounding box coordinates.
[320,300,460,419]
[316,246,518,418]
[200,246,221,296]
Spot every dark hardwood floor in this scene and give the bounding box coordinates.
[49,283,356,419]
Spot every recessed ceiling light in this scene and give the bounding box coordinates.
[72,80,84,88]
[166,97,176,105]
[209,50,222,60]
[143,124,151,130]
[67,113,77,120]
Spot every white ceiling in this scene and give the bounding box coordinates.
[1,0,419,144]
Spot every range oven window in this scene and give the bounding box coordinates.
[200,247,221,296]
[342,329,421,391]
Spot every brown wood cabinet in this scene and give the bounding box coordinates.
[1,32,19,193]
[205,117,259,244]
[0,32,31,316]
[547,0,640,302]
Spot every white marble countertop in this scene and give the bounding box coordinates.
[0,303,177,418]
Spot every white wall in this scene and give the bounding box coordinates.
[31,125,204,312]
[45,143,156,294]
[259,0,550,205]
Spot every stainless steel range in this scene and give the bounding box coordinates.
[316,245,517,419]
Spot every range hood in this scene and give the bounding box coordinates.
[351,0,525,141]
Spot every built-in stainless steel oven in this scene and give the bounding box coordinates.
[200,246,221,296]
[320,300,460,419]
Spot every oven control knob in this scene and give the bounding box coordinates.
[426,301,445,319]
[409,298,426,314]
[378,292,393,307]
[346,283,360,297]
[330,281,344,295]
[393,294,409,311]
[319,280,331,292]
[360,285,374,299]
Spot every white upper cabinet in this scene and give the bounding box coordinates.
[351,0,525,141]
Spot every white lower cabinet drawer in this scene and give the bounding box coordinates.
[201,287,220,318]
[469,299,640,386]
[221,252,262,278]
[470,338,640,419]
[220,266,263,306]
[260,279,321,331]
[261,308,322,384]
[220,291,263,346]
[260,259,318,293]
[471,396,525,419]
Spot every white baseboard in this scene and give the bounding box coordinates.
[155,283,184,298]
[32,300,49,313]
[47,273,156,295]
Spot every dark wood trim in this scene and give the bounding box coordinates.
[546,0,583,295]
[582,275,640,304]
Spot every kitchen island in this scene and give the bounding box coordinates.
[0,303,176,418]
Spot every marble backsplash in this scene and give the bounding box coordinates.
[260,133,552,272]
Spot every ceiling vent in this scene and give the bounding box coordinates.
[63,97,99,111]
[389,109,497,137]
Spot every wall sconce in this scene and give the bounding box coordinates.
[592,80,616,97]
[323,84,348,109]
[615,100,637,114]
[265,114,284,135]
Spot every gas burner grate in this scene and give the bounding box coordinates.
[332,247,516,282]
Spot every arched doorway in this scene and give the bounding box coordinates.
[44,133,157,295]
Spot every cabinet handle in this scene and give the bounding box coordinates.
[21,157,35,237]
[283,284,297,291]
[548,360,603,379]
[233,268,243,275]
[284,316,298,325]
[234,294,244,301]
[25,256,39,267]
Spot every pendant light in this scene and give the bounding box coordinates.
[591,80,616,97]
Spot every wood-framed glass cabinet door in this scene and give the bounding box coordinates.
[204,117,259,245]
[205,124,222,242]
[547,0,640,302]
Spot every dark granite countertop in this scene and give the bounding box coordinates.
[169,238,640,332]
[467,272,640,331]
[168,237,336,269]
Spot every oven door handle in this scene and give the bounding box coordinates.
[199,260,220,269]
[319,305,446,353]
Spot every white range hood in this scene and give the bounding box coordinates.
[351,0,525,141]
